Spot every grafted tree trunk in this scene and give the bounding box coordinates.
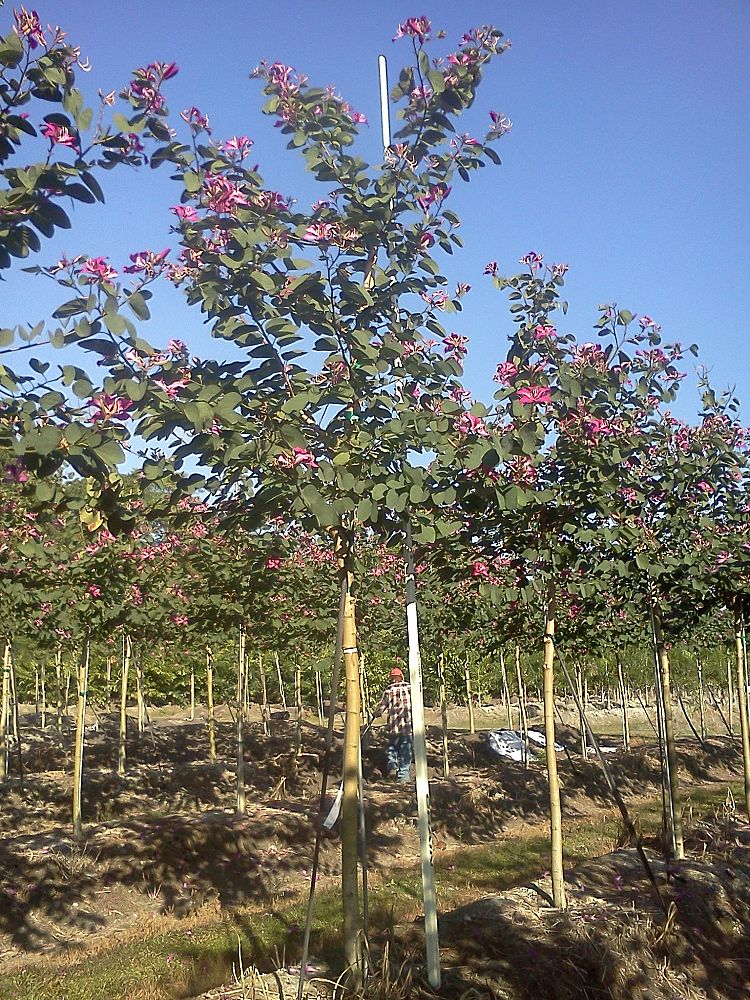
[543,582,566,909]
[651,606,684,859]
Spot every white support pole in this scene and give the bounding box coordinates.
[378,55,391,149]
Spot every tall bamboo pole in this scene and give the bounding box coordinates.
[315,668,324,726]
[55,644,62,732]
[136,650,145,734]
[0,641,11,782]
[734,598,750,816]
[9,656,23,783]
[274,652,287,711]
[72,640,90,840]
[259,653,270,736]
[543,582,566,908]
[464,659,475,734]
[696,658,706,742]
[40,659,47,730]
[515,643,529,767]
[499,650,512,729]
[236,627,246,815]
[437,653,450,779]
[189,661,195,721]
[617,657,630,752]
[105,655,112,706]
[34,668,39,717]
[651,606,684,859]
[206,645,216,761]
[118,635,131,776]
[295,662,303,757]
[576,663,586,758]
[338,535,363,987]
[727,655,735,736]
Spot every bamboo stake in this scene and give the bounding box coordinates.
[515,643,529,767]
[543,582,566,908]
[118,635,131,776]
[499,650,512,729]
[0,641,10,782]
[734,598,750,817]
[274,652,287,711]
[576,663,587,758]
[40,659,47,730]
[136,651,145,734]
[315,668,324,726]
[72,640,90,840]
[697,658,706,742]
[236,628,246,815]
[651,606,684,859]
[9,655,23,784]
[295,662,303,757]
[189,661,195,721]
[55,644,62,732]
[64,664,71,717]
[207,645,216,761]
[617,658,630,752]
[105,655,112,706]
[727,655,735,736]
[259,653,270,736]
[34,668,39,717]
[437,653,450,779]
[464,659,475,734]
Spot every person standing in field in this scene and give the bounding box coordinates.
[373,667,413,783]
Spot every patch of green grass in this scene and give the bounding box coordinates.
[1,779,744,1000]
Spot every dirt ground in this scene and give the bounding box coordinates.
[0,697,746,997]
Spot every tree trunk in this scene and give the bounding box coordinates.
[543,582,566,908]
[206,645,216,761]
[55,645,63,732]
[576,663,586,758]
[105,655,112,707]
[40,660,47,730]
[118,635,131,776]
[437,653,450,779]
[236,627,246,815]
[259,653,270,736]
[0,641,11,782]
[34,668,40,717]
[136,651,145,734]
[9,656,23,783]
[72,641,90,840]
[734,598,750,817]
[617,658,630,752]
[295,662,303,757]
[189,661,195,721]
[64,664,71,717]
[338,535,363,987]
[315,668,324,727]
[500,650,512,729]
[727,655,735,736]
[697,658,706,743]
[464,660,475,734]
[651,606,684,859]
[274,652,287,711]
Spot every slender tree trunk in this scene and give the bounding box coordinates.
[64,665,71,717]
[515,643,529,767]
[464,660,475,734]
[55,645,63,732]
[651,606,684,859]
[315,668,324,726]
[734,599,750,817]
[0,641,11,782]
[361,652,371,721]
[136,651,145,734]
[295,662,303,757]
[72,641,90,840]
[34,668,40,717]
[617,658,630,752]
[259,653,270,736]
[40,660,47,730]
[437,653,450,779]
[105,655,112,707]
[274,652,287,711]
[9,657,23,784]
[697,658,706,742]
[189,661,195,721]
[727,655,735,736]
[543,582,566,908]
[206,645,216,761]
[337,535,363,987]
[118,635,131,776]
[576,663,586,758]
[236,627,246,815]
[500,650,512,729]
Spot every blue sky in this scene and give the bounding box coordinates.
[4,0,749,421]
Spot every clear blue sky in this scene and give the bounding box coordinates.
[4,1,749,422]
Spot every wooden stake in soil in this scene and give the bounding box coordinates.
[105,655,112,706]
[236,627,246,816]
[34,668,39,717]
[72,640,90,841]
[0,641,11,782]
[576,662,587,758]
[136,651,146,734]
[189,661,195,721]
[258,653,270,737]
[651,605,684,859]
[727,655,735,736]
[405,519,441,988]
[437,652,450,779]
[617,658,630,752]
[464,659,475,734]
[499,650,512,729]
[294,662,303,757]
[55,644,62,732]
[515,643,529,767]
[543,582,566,909]
[40,659,47,730]
[315,667,324,726]
[118,635,131,776]
[733,598,750,817]
[274,652,287,711]
[9,655,23,784]
[206,645,216,761]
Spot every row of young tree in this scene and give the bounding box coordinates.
[2,8,750,980]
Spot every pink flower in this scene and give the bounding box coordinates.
[90,394,133,422]
[471,561,490,579]
[417,183,451,213]
[519,251,543,271]
[3,463,28,484]
[484,261,498,276]
[517,385,552,406]
[638,314,662,332]
[123,249,170,276]
[180,106,210,132]
[221,135,254,157]
[533,324,556,340]
[442,333,469,356]
[14,7,45,48]
[304,222,338,243]
[277,447,318,470]
[87,585,102,598]
[266,557,282,570]
[166,339,188,358]
[695,480,714,494]
[418,231,435,249]
[393,16,431,42]
[170,615,189,627]
[493,362,518,385]
[81,256,118,283]
[41,121,79,151]
[203,176,249,215]
[171,204,199,222]
[455,413,489,437]
[488,111,513,136]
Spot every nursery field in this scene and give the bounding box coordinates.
[0,700,748,1000]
